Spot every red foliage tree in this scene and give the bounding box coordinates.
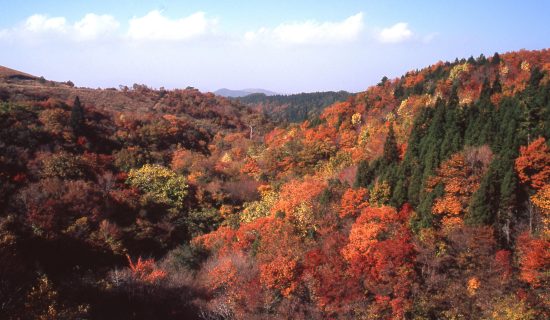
[494,249,513,282]
[341,205,416,318]
[516,232,550,287]
[302,233,361,314]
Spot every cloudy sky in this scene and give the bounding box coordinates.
[0,0,548,93]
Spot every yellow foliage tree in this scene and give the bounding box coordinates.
[127,164,188,208]
[240,188,278,223]
[531,184,550,238]
[490,295,536,320]
[370,180,391,207]
[351,112,362,126]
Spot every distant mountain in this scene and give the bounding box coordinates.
[214,88,278,97]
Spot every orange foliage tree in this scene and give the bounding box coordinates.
[515,137,550,190]
[339,187,369,218]
[201,253,263,318]
[270,178,326,233]
[427,146,492,228]
[240,157,262,180]
[126,255,167,283]
[531,184,550,237]
[259,255,300,297]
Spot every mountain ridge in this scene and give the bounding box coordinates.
[214,87,278,97]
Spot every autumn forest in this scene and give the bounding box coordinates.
[1,49,549,319]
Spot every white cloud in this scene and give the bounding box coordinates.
[127,10,217,41]
[1,12,425,48]
[5,13,119,41]
[378,22,413,43]
[422,32,438,44]
[24,14,67,33]
[1,11,214,43]
[245,12,364,45]
[74,14,120,40]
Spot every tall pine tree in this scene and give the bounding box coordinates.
[354,160,374,188]
[71,96,85,134]
[383,122,399,165]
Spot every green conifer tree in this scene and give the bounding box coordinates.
[383,123,400,165]
[71,96,85,134]
[354,160,373,188]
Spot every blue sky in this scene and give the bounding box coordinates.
[0,1,548,93]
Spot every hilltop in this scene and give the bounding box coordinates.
[0,65,37,80]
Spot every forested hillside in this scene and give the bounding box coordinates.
[237,90,352,123]
[0,49,549,319]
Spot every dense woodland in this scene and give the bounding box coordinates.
[237,91,352,123]
[0,49,549,319]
